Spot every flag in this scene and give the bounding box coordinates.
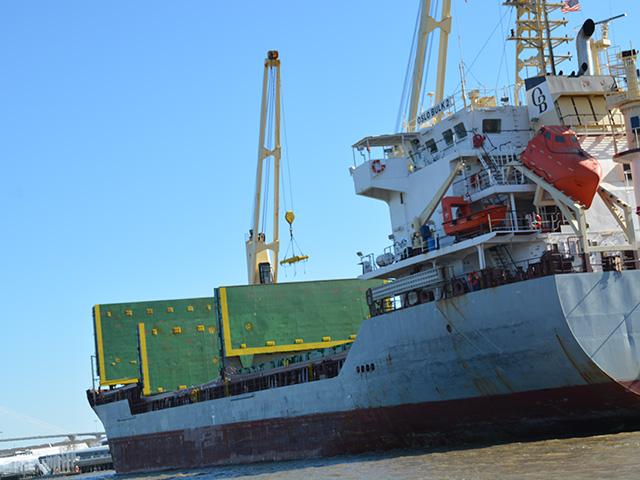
[561,0,581,14]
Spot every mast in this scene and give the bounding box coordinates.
[246,50,281,285]
[505,0,570,105]
[406,0,452,131]
[543,6,557,75]
[434,0,452,107]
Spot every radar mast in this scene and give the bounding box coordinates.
[504,0,572,105]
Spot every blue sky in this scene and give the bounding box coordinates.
[0,0,636,440]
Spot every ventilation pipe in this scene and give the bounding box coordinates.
[576,19,596,76]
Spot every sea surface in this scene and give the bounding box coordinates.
[81,431,640,480]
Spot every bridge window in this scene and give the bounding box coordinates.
[442,129,454,146]
[454,122,467,139]
[632,116,640,133]
[425,139,438,153]
[482,118,502,134]
[555,135,566,143]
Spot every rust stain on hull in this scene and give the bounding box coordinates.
[555,333,603,384]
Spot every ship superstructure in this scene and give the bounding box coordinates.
[88,1,640,473]
[352,4,638,292]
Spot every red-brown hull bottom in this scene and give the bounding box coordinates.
[108,380,640,473]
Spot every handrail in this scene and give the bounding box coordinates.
[88,351,349,415]
[359,209,562,274]
[367,252,638,317]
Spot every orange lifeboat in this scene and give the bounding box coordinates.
[442,196,508,236]
[520,126,602,208]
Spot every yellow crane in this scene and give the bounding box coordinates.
[406,0,452,131]
[246,51,307,285]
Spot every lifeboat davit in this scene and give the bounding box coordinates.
[520,126,602,208]
[442,196,508,236]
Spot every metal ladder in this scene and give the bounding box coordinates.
[489,245,516,270]
[477,152,504,185]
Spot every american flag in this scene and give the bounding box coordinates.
[562,0,581,14]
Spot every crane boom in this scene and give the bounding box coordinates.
[246,50,281,285]
[406,0,452,131]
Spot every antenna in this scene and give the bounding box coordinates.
[594,13,627,26]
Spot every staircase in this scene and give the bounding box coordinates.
[488,245,516,270]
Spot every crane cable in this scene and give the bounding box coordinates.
[281,75,294,214]
[279,72,308,270]
[418,0,439,113]
[260,66,277,235]
[396,0,440,131]
[396,0,422,131]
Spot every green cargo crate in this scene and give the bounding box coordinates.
[94,297,217,387]
[218,278,382,356]
[137,309,221,395]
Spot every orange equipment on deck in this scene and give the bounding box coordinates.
[442,196,508,236]
[520,126,602,208]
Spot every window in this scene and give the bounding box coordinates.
[425,138,438,153]
[555,135,566,143]
[624,163,633,181]
[482,118,502,134]
[631,116,640,132]
[454,122,467,139]
[442,129,454,146]
[544,131,552,140]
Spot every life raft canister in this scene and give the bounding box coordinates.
[371,159,386,174]
[472,133,485,149]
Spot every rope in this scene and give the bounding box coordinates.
[396,0,422,131]
[495,5,513,100]
[281,84,294,213]
[419,0,438,112]
[450,6,511,99]
[261,68,276,235]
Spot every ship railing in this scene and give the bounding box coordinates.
[87,352,350,415]
[359,235,441,274]
[458,165,528,196]
[358,211,562,275]
[606,45,628,90]
[488,211,562,234]
[366,251,639,317]
[559,112,626,139]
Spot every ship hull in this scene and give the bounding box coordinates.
[93,271,640,473]
[108,381,640,473]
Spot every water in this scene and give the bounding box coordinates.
[82,431,640,480]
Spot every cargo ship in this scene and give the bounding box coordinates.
[87,0,640,473]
